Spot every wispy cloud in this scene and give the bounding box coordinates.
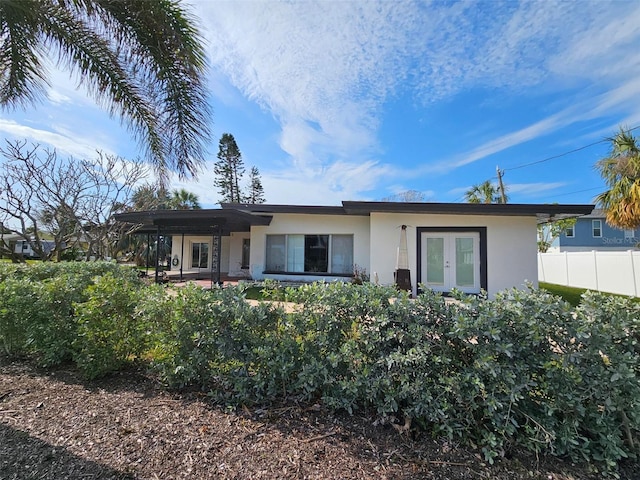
[508,182,568,197]
[191,0,640,201]
[172,156,393,207]
[3,0,640,203]
[0,119,105,159]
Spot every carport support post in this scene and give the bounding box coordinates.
[145,232,150,276]
[154,225,161,284]
[209,226,222,288]
[180,233,184,281]
[216,226,222,285]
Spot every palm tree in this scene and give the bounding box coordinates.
[465,180,507,204]
[130,185,169,211]
[0,0,210,184]
[168,188,201,210]
[595,128,640,229]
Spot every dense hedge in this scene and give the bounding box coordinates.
[0,262,155,375]
[1,263,638,473]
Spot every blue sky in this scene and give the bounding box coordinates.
[1,0,640,208]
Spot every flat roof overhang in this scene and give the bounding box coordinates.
[221,203,346,215]
[341,201,595,224]
[114,208,272,235]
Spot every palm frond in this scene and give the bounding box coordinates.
[0,0,210,182]
[595,128,640,229]
[0,0,50,107]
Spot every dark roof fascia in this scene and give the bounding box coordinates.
[114,208,271,226]
[113,208,272,236]
[342,201,595,223]
[224,201,595,223]
[220,203,347,215]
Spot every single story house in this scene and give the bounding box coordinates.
[550,208,640,252]
[115,201,593,297]
[14,239,58,259]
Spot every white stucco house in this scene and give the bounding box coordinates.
[115,201,593,297]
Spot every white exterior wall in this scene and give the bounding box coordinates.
[249,213,370,282]
[170,235,231,273]
[166,211,540,295]
[227,231,251,278]
[369,213,538,297]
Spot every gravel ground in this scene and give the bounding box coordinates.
[1,357,637,480]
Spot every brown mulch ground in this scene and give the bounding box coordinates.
[1,357,637,480]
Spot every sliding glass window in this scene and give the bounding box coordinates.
[265,234,354,274]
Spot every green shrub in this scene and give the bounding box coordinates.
[23,275,86,366]
[73,270,150,379]
[2,265,638,473]
[0,278,34,355]
[0,262,148,368]
[153,283,286,399]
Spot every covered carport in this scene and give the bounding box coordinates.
[114,209,272,284]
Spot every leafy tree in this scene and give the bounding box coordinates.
[214,133,245,203]
[537,217,577,252]
[465,180,508,204]
[0,0,210,183]
[381,190,426,202]
[245,166,265,204]
[595,128,640,229]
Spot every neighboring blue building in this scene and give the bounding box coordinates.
[552,209,639,252]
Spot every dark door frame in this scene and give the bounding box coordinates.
[416,226,488,294]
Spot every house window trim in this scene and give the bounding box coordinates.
[592,220,602,238]
[263,233,354,276]
[565,225,575,238]
[191,241,209,269]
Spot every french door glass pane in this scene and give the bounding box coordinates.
[191,244,198,268]
[241,239,250,269]
[455,237,474,287]
[331,235,353,274]
[191,242,208,268]
[199,243,208,268]
[426,237,444,285]
[287,235,304,272]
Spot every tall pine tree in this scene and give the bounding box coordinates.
[246,166,265,204]
[214,133,244,203]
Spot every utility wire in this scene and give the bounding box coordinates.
[504,124,640,172]
[547,186,602,199]
[454,126,639,202]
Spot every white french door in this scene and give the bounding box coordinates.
[420,232,480,294]
[191,242,209,269]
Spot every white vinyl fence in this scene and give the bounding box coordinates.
[538,251,640,297]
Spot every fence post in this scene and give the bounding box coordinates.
[538,253,545,282]
[564,251,569,286]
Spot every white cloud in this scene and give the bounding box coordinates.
[190,0,640,201]
[508,182,568,197]
[0,119,105,159]
[548,3,640,81]
[4,0,639,204]
[170,155,392,207]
